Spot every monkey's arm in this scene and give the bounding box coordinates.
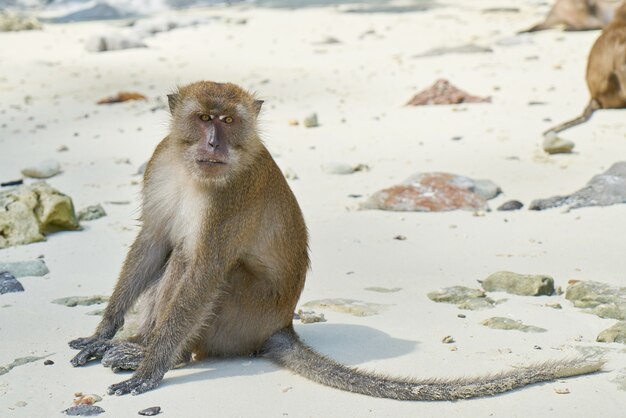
[108,245,234,395]
[69,226,171,363]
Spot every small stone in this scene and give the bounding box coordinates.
[364,287,401,293]
[393,235,406,240]
[21,159,62,179]
[457,298,499,310]
[73,394,102,406]
[0,259,49,277]
[283,168,299,180]
[303,113,319,128]
[554,388,570,395]
[596,321,626,344]
[497,200,523,211]
[481,317,547,333]
[457,314,466,318]
[315,36,341,45]
[57,145,69,152]
[406,79,490,106]
[63,404,105,416]
[138,406,161,416]
[52,295,109,307]
[543,133,575,154]
[44,359,54,365]
[15,401,27,407]
[296,309,326,324]
[321,163,357,175]
[481,271,555,296]
[0,272,24,294]
[302,298,389,317]
[427,286,486,304]
[449,346,458,351]
[78,204,106,221]
[86,33,146,53]
[288,119,299,126]
[441,335,455,344]
[545,302,562,309]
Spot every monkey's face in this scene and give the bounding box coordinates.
[169,82,263,183]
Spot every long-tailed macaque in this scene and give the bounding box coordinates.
[521,0,621,33]
[543,2,626,137]
[69,81,603,400]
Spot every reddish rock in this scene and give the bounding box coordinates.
[406,79,490,106]
[361,173,494,212]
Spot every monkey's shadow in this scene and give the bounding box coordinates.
[161,323,418,389]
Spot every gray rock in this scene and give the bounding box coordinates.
[364,287,402,293]
[566,280,626,320]
[302,298,389,317]
[78,204,106,221]
[0,182,80,248]
[63,404,105,416]
[296,309,326,324]
[138,406,161,416]
[597,321,626,344]
[481,317,547,333]
[0,259,48,277]
[52,295,109,307]
[543,133,575,154]
[414,44,492,58]
[497,200,523,211]
[321,163,368,175]
[362,172,500,212]
[0,12,41,31]
[0,272,24,294]
[303,113,319,128]
[85,33,146,52]
[530,162,626,211]
[21,159,61,179]
[0,355,48,376]
[427,286,498,310]
[457,298,499,310]
[482,271,555,296]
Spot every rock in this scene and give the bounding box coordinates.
[565,280,626,320]
[15,401,27,407]
[364,287,402,293]
[303,113,319,128]
[361,172,500,212]
[0,12,41,31]
[543,133,575,154]
[0,259,49,277]
[302,298,389,317]
[78,204,106,221]
[63,404,105,416]
[321,163,368,175]
[73,394,102,406]
[530,162,626,211]
[131,16,213,38]
[52,295,109,307]
[138,406,162,416]
[283,168,299,180]
[427,285,498,310]
[457,298,499,310]
[414,44,492,58]
[0,272,24,294]
[497,200,523,211]
[44,359,54,365]
[296,309,326,324]
[97,91,147,104]
[481,317,547,333]
[597,321,626,344]
[496,35,534,47]
[481,271,555,296]
[441,335,455,344]
[406,79,490,106]
[0,355,48,376]
[0,182,80,248]
[85,33,146,52]
[314,36,341,45]
[21,159,62,179]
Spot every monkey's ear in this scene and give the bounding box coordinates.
[253,100,264,116]
[167,94,180,114]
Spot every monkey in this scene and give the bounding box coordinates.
[520,0,621,33]
[69,81,603,400]
[543,2,626,137]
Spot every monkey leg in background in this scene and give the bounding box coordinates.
[70,81,603,400]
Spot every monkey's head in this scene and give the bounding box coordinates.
[168,81,264,183]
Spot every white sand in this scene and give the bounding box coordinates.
[1,1,625,416]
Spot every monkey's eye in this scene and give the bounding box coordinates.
[223,116,233,124]
[200,114,212,121]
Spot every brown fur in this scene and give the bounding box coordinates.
[522,0,621,33]
[70,81,603,400]
[544,3,626,136]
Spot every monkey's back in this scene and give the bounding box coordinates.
[586,22,626,107]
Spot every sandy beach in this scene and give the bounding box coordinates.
[1,0,625,416]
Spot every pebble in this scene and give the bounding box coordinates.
[364,287,402,293]
[427,286,497,310]
[321,163,368,175]
[138,406,162,416]
[497,200,523,211]
[481,271,555,296]
[85,32,145,52]
[283,168,299,180]
[406,79,490,106]
[288,119,299,126]
[441,335,455,344]
[481,317,547,333]
[78,204,106,221]
[63,404,105,416]
[296,309,326,324]
[0,259,49,277]
[21,159,62,179]
[52,295,109,307]
[15,401,27,407]
[44,359,54,365]
[303,113,319,128]
[0,271,25,294]
[543,133,575,154]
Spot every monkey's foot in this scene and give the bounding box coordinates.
[102,342,144,372]
[108,375,162,396]
[68,336,99,350]
[70,340,114,367]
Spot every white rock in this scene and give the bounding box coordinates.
[21,159,61,179]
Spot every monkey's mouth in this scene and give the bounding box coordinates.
[197,159,227,166]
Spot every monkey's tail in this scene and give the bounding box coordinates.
[542,99,601,138]
[261,328,604,401]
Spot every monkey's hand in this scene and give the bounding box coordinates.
[108,372,163,396]
[70,340,115,367]
[102,342,144,372]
